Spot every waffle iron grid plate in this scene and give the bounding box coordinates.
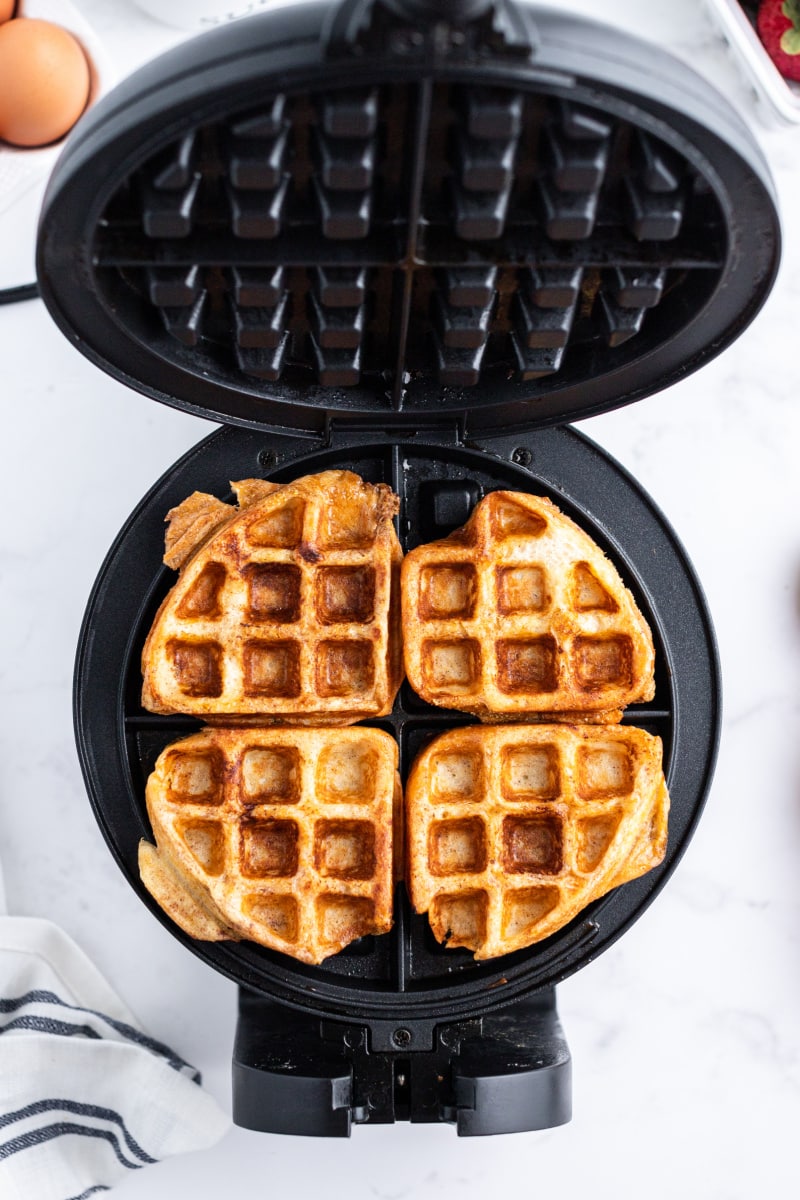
[74,422,719,1023]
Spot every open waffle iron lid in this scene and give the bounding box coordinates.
[35,0,780,438]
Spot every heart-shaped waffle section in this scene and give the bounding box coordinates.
[401,490,655,721]
[406,723,668,960]
[139,726,400,964]
[141,470,403,724]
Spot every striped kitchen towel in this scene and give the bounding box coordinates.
[0,867,230,1200]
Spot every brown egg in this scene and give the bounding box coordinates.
[0,1,16,24]
[0,18,91,148]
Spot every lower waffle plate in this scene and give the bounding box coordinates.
[74,423,719,1024]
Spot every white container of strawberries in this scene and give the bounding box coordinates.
[705,0,800,125]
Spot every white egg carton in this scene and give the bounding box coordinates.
[0,0,114,215]
[704,0,800,126]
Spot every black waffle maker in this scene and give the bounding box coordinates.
[36,0,779,1137]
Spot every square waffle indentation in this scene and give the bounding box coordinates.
[431,890,488,949]
[502,744,560,800]
[245,498,305,549]
[318,500,378,550]
[314,820,376,880]
[167,639,223,698]
[431,751,483,801]
[576,812,622,872]
[422,639,481,693]
[573,635,633,689]
[502,814,563,875]
[496,637,557,694]
[176,562,226,619]
[490,497,547,540]
[242,819,299,878]
[576,744,634,798]
[165,750,223,804]
[418,480,481,534]
[572,562,618,612]
[496,565,548,614]
[242,893,299,943]
[177,820,225,875]
[316,640,375,697]
[243,640,301,697]
[318,894,376,945]
[429,818,486,876]
[419,564,477,620]
[502,886,560,939]
[241,747,300,803]
[316,740,378,803]
[315,566,375,625]
[245,564,301,623]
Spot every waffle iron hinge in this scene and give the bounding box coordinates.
[232,988,571,1136]
[324,418,464,449]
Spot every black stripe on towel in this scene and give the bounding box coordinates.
[0,1099,157,1163]
[0,1123,146,1170]
[66,1187,111,1200]
[0,1015,101,1039]
[0,991,199,1080]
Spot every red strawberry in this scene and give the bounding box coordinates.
[758,0,800,81]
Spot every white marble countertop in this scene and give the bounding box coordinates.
[1,0,799,1195]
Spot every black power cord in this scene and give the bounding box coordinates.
[0,282,40,305]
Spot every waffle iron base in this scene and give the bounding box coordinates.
[74,421,719,1133]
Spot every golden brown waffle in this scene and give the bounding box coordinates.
[406,723,668,959]
[139,726,400,964]
[401,490,655,722]
[141,471,403,723]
